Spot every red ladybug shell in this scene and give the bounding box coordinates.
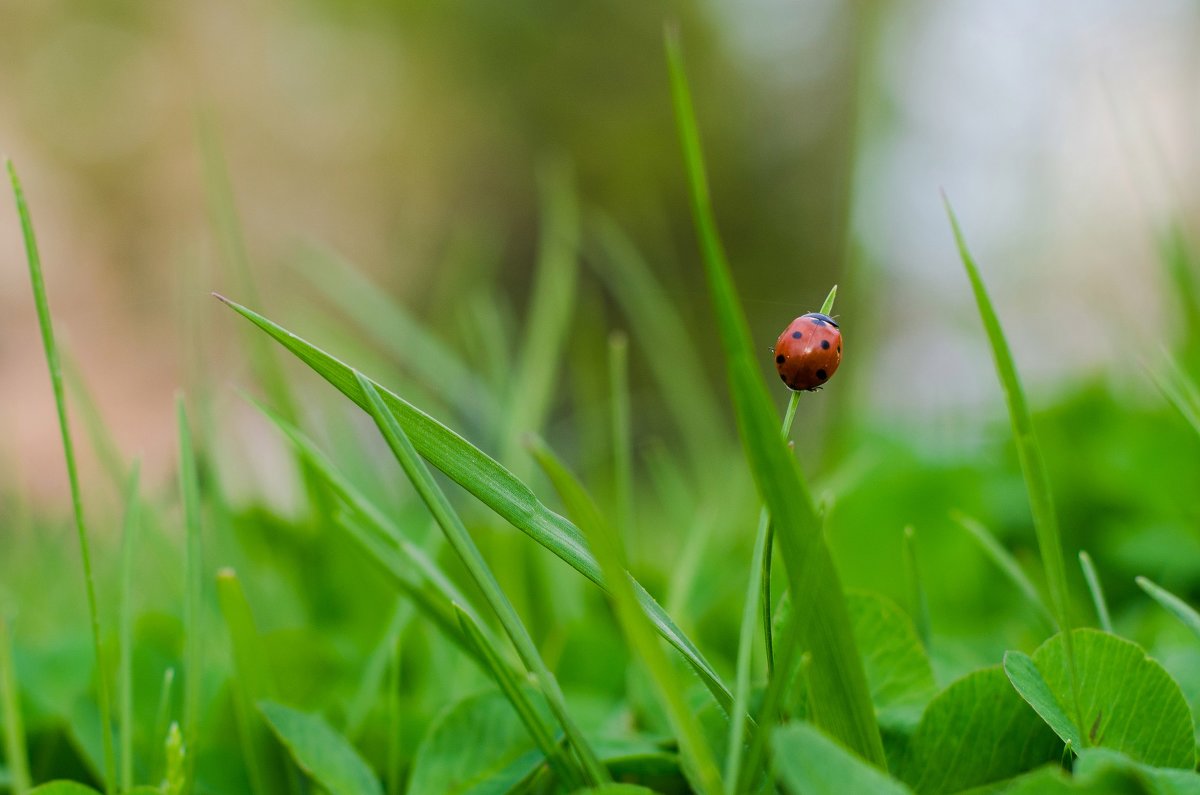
[773,312,842,391]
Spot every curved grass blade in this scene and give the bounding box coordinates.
[1150,353,1200,439]
[952,512,1054,630]
[0,617,31,795]
[944,197,1080,728]
[117,462,142,792]
[665,30,883,765]
[1078,552,1112,633]
[354,372,606,786]
[215,294,735,714]
[177,398,204,792]
[528,438,723,794]
[8,160,116,794]
[1136,576,1200,641]
[453,605,582,791]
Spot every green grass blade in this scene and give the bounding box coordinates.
[63,354,129,495]
[453,605,582,790]
[608,332,634,545]
[353,372,607,786]
[1136,576,1200,641]
[290,243,499,427]
[344,600,413,742]
[528,438,723,794]
[0,617,31,795]
[1150,354,1200,438]
[664,30,883,765]
[952,512,1054,629]
[117,462,142,792]
[177,398,204,792]
[8,159,116,794]
[944,198,1080,728]
[1078,552,1112,633]
[216,569,288,795]
[384,637,402,795]
[903,527,932,650]
[151,669,175,784]
[587,212,725,466]
[215,294,735,713]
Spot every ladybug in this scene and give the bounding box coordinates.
[773,312,842,391]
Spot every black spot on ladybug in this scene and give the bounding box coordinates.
[821,340,830,350]
[816,369,827,381]
[776,354,785,363]
[837,346,841,353]
[791,331,802,339]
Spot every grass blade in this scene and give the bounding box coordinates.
[151,669,175,784]
[1078,552,1112,633]
[944,197,1081,729]
[8,159,116,793]
[384,636,402,795]
[1136,576,1200,641]
[528,438,723,794]
[903,527,932,650]
[353,372,607,786]
[117,462,142,792]
[0,617,31,795]
[215,294,735,714]
[177,398,204,792]
[664,30,883,765]
[608,332,634,546]
[1150,354,1200,439]
[453,605,581,790]
[953,512,1054,629]
[344,600,413,742]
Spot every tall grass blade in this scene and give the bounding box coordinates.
[664,31,883,764]
[1150,354,1200,439]
[903,527,932,649]
[345,601,412,742]
[1078,552,1112,633]
[215,569,288,795]
[353,372,607,786]
[7,160,117,793]
[215,294,735,713]
[118,462,142,792]
[453,605,581,790]
[384,637,402,795]
[151,669,175,784]
[528,438,723,794]
[0,617,31,795]
[953,513,1054,629]
[177,398,204,793]
[608,332,634,545]
[1136,576,1200,641]
[943,197,1080,728]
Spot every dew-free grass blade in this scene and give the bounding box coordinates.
[664,31,883,766]
[454,605,582,791]
[117,462,142,793]
[344,600,413,742]
[902,527,932,650]
[1078,552,1112,633]
[1150,353,1200,439]
[216,294,735,714]
[177,397,204,792]
[944,197,1080,727]
[528,438,723,795]
[8,160,116,794]
[1136,576,1200,641]
[354,372,607,786]
[608,332,634,545]
[953,512,1054,629]
[0,617,31,795]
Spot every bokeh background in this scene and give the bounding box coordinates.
[2,2,1200,785]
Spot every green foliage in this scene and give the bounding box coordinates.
[773,722,912,795]
[259,701,382,795]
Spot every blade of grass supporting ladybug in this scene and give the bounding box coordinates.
[117,462,142,792]
[215,569,290,795]
[952,512,1055,630]
[1135,576,1200,641]
[726,389,801,792]
[177,398,204,791]
[8,160,117,794]
[664,30,884,766]
[214,294,736,715]
[290,243,499,427]
[528,437,723,794]
[587,212,726,467]
[1078,552,1112,633]
[902,527,932,650]
[0,617,31,795]
[1149,354,1200,439]
[609,332,635,546]
[354,372,607,787]
[944,197,1081,731]
[197,118,331,520]
[453,605,582,791]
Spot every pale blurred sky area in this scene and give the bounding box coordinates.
[1,0,1197,499]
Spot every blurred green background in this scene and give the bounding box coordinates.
[2,0,1200,791]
